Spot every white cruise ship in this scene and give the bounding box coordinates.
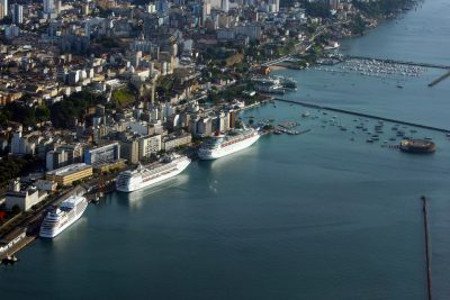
[39,195,88,238]
[198,128,260,160]
[116,155,191,192]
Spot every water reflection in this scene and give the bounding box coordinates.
[197,145,261,172]
[117,174,190,210]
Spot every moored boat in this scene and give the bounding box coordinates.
[116,154,191,192]
[198,128,260,160]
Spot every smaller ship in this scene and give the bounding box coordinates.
[39,195,88,238]
[324,41,340,51]
[399,139,436,154]
[251,77,286,94]
[274,75,298,90]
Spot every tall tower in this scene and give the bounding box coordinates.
[221,0,228,13]
[0,0,8,18]
[12,4,23,24]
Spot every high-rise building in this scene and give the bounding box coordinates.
[0,0,8,19]
[221,0,228,13]
[43,0,54,14]
[12,4,23,24]
[201,0,211,26]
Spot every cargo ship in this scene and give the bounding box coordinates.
[116,154,191,192]
[39,195,88,238]
[198,128,260,160]
[399,139,436,154]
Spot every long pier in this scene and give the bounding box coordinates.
[273,98,450,134]
[421,196,432,300]
[345,55,450,70]
[428,70,450,87]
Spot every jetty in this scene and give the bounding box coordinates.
[421,196,432,300]
[428,70,450,87]
[345,55,450,70]
[273,98,450,134]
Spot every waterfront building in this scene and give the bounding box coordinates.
[120,138,140,164]
[163,132,192,152]
[5,180,48,211]
[46,163,93,186]
[197,117,213,136]
[84,142,120,165]
[138,135,162,160]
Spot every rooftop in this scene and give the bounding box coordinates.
[46,163,92,176]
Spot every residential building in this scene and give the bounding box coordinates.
[0,0,7,19]
[138,135,162,160]
[163,132,192,151]
[11,4,23,24]
[84,142,120,165]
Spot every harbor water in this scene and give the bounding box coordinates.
[2,1,450,299]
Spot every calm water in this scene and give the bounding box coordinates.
[2,1,450,299]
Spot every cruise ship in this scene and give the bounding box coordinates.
[198,128,260,160]
[39,195,88,238]
[116,155,191,192]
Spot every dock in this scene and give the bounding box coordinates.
[345,55,450,70]
[428,70,450,87]
[273,98,450,134]
[421,196,432,300]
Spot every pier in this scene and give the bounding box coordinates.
[421,196,432,300]
[261,55,293,67]
[273,98,450,134]
[428,70,450,87]
[345,55,450,70]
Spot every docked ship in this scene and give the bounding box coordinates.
[39,195,88,238]
[198,128,260,160]
[399,139,436,154]
[116,155,191,192]
[274,75,298,90]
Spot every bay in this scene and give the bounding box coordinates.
[2,1,450,299]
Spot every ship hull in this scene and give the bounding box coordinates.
[116,159,191,193]
[198,133,260,160]
[39,200,88,239]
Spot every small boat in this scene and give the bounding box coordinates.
[301,112,311,118]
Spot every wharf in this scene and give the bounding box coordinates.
[273,98,450,134]
[1,235,36,261]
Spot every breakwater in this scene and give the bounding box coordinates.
[273,98,450,134]
[421,196,433,300]
[428,70,450,87]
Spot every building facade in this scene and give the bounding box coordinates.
[46,163,93,186]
